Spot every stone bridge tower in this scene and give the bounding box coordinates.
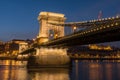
[37,12,66,44]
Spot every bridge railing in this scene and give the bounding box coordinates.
[49,16,120,38]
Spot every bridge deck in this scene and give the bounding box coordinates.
[43,18,120,46]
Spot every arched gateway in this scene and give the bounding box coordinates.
[37,12,65,43]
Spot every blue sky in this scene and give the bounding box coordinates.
[0,0,120,46]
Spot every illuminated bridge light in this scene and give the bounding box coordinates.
[93,29,96,31]
[89,30,91,32]
[112,17,115,19]
[107,25,110,28]
[100,27,103,30]
[116,16,119,18]
[108,17,111,20]
[83,32,84,35]
[88,31,90,33]
[98,19,101,21]
[85,31,88,33]
[104,26,107,28]
[111,24,114,26]
[105,18,108,20]
[102,26,104,28]
[96,28,99,30]
[115,23,118,25]
[83,32,86,34]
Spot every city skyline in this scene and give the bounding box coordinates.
[0,0,120,47]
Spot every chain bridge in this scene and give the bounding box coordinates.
[20,12,120,68]
[43,16,120,46]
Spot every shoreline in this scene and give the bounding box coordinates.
[71,57,120,60]
[0,56,28,61]
[0,56,120,61]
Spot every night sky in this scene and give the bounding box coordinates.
[0,0,120,46]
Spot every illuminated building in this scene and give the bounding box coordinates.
[2,39,33,55]
[88,44,112,50]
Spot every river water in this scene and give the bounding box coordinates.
[0,60,120,80]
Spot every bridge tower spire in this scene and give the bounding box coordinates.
[37,12,66,44]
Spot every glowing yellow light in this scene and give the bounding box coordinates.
[111,24,114,26]
[73,26,77,30]
[97,28,99,30]
[100,27,102,29]
[94,29,96,31]
[116,16,119,18]
[105,18,108,20]
[112,17,115,19]
[108,17,111,19]
[89,44,112,50]
[103,26,106,28]
[99,19,102,21]
[91,30,93,32]
[88,31,90,32]
[50,34,53,37]
[107,25,110,27]
[115,23,118,25]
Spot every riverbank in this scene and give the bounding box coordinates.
[0,56,28,61]
[1,56,120,61]
[71,57,120,60]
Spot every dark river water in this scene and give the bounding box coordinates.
[0,60,120,80]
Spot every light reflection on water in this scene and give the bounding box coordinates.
[28,68,70,80]
[0,60,120,80]
[71,60,120,80]
[0,60,28,80]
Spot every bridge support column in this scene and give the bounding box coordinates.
[27,47,71,68]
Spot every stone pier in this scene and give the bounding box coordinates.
[27,47,71,68]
